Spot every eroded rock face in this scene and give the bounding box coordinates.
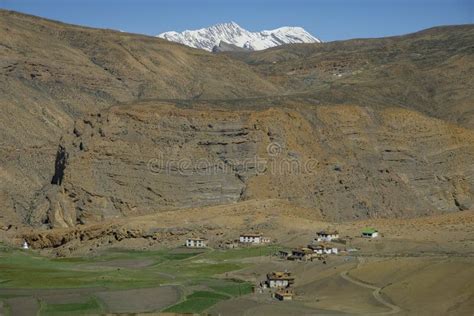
[27,101,474,227]
[22,222,195,256]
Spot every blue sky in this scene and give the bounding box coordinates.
[0,0,472,41]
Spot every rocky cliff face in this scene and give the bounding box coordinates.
[27,101,474,227]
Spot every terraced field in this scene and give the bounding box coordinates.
[0,244,278,315]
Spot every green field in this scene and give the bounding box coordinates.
[0,244,278,314]
[39,297,102,315]
[164,291,231,313]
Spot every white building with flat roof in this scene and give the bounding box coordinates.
[316,230,339,242]
[185,238,207,248]
[239,233,270,244]
[265,271,294,288]
[361,228,379,238]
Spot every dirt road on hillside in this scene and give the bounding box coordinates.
[340,259,401,315]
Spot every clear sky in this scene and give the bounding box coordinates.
[0,0,472,41]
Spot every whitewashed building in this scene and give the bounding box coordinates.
[265,271,294,288]
[239,233,270,244]
[315,230,339,242]
[185,237,208,248]
[308,244,338,255]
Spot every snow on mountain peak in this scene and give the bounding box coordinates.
[157,22,321,52]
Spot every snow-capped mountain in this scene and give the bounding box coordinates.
[157,22,321,51]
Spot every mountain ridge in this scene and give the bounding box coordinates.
[0,10,472,231]
[157,21,321,51]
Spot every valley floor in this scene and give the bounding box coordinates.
[0,207,473,315]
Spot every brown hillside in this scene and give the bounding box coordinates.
[0,11,472,229]
[229,25,474,129]
[0,10,278,224]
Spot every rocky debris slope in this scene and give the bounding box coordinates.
[26,101,474,228]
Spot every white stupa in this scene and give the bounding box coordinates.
[22,241,29,249]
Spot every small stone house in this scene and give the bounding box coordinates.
[265,271,295,288]
[278,250,290,259]
[361,228,379,238]
[221,240,239,249]
[316,230,339,242]
[274,288,294,301]
[289,247,314,261]
[185,237,208,248]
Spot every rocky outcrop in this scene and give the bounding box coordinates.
[212,41,251,53]
[28,186,76,228]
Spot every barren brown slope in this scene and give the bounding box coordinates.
[0,11,473,230]
[228,25,474,129]
[0,10,278,224]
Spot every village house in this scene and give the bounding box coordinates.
[278,250,290,259]
[289,247,315,261]
[239,233,270,245]
[185,237,208,248]
[274,288,294,301]
[264,271,295,288]
[315,230,339,242]
[361,228,379,238]
[308,243,338,255]
[220,240,239,249]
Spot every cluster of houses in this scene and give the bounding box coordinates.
[261,271,295,301]
[183,227,381,303]
[185,228,379,251]
[185,232,271,249]
[279,230,341,262]
[255,228,379,301]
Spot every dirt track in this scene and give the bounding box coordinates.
[340,258,401,315]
